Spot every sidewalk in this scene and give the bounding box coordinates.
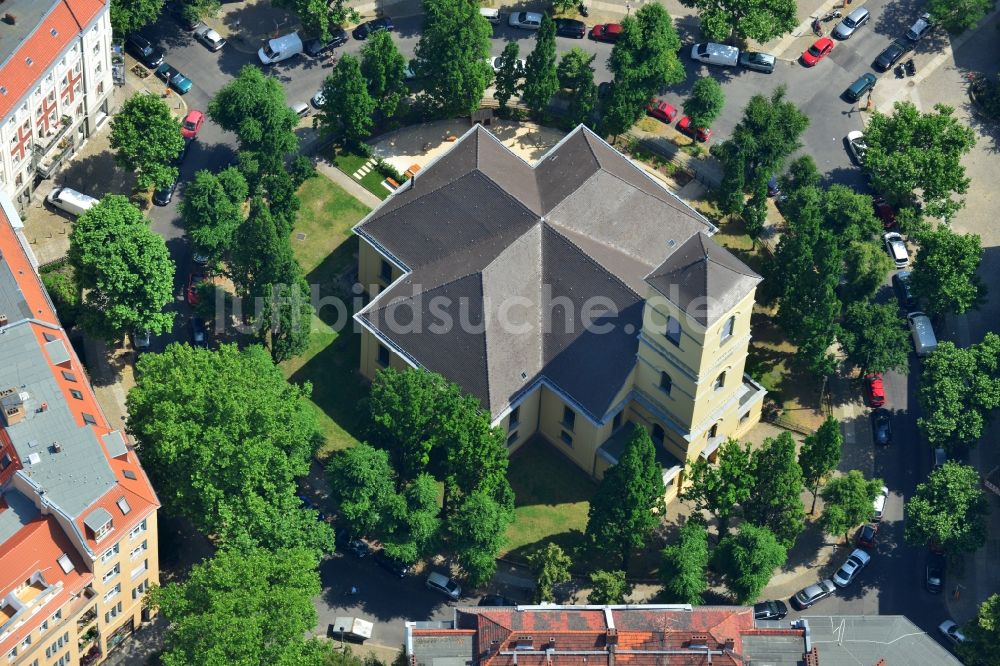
[315,157,384,209]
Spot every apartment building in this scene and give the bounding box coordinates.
[353,125,766,503]
[0,192,160,665]
[0,0,113,212]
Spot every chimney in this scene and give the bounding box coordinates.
[606,627,618,647]
[52,442,62,453]
[804,647,819,666]
[687,634,709,650]
[1,388,24,426]
[0,313,8,327]
[722,638,735,652]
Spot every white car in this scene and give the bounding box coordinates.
[883,232,909,268]
[311,89,325,108]
[872,486,889,521]
[906,13,933,41]
[490,56,526,74]
[939,620,966,644]
[508,11,543,29]
[846,130,867,165]
[832,548,871,587]
[194,25,227,52]
[404,60,416,80]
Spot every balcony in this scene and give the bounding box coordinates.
[76,605,97,631]
[31,116,76,179]
[78,625,99,651]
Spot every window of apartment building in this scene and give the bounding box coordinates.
[94,61,102,76]
[560,430,573,447]
[103,583,121,603]
[1,453,11,471]
[61,74,68,87]
[721,316,735,343]
[56,653,71,666]
[69,388,83,400]
[129,519,147,540]
[92,42,100,56]
[35,104,43,119]
[94,518,113,541]
[74,61,81,75]
[46,90,55,103]
[7,647,16,661]
[102,563,120,584]
[612,411,622,431]
[19,636,30,650]
[133,579,150,600]
[652,424,665,445]
[508,406,520,429]
[377,344,390,368]
[561,406,575,430]
[104,602,122,625]
[101,543,119,563]
[708,423,719,439]
[61,370,76,382]
[130,559,147,579]
[506,431,518,447]
[659,372,672,395]
[44,633,69,660]
[665,316,681,347]
[96,81,105,96]
[130,540,147,560]
[82,413,97,425]
[713,371,726,391]
[379,260,392,282]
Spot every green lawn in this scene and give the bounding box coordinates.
[332,150,392,201]
[281,175,372,460]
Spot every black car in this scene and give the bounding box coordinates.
[374,548,410,577]
[189,317,208,347]
[925,553,945,593]
[297,494,328,521]
[125,34,164,69]
[554,18,586,38]
[479,594,517,607]
[892,271,916,310]
[753,600,788,621]
[352,17,393,40]
[153,179,178,206]
[874,39,911,71]
[304,28,348,56]
[871,408,892,446]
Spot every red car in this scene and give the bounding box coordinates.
[590,23,622,42]
[181,109,205,139]
[855,523,878,549]
[801,37,834,67]
[646,99,678,124]
[865,373,885,407]
[873,197,897,229]
[676,116,712,142]
[186,272,205,306]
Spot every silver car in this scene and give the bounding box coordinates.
[194,25,226,52]
[906,13,933,41]
[739,51,776,73]
[833,7,870,39]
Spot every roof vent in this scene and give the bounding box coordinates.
[27,452,40,465]
[25,56,32,66]
[1,388,25,426]
[667,239,676,248]
[3,14,16,26]
[52,441,62,453]
[515,636,534,650]
[0,87,7,95]
[50,28,58,37]
[0,313,7,327]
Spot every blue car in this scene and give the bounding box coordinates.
[155,62,193,94]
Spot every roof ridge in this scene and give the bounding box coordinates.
[363,270,485,315]
[544,223,638,298]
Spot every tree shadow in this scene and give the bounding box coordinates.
[56,149,136,197]
[871,0,925,39]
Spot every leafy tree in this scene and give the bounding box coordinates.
[110,0,164,35]
[414,0,493,117]
[40,269,81,329]
[819,185,882,243]
[798,416,842,514]
[588,570,631,604]
[317,56,375,151]
[109,93,184,191]
[447,490,513,586]
[585,426,666,569]
[272,0,357,40]
[528,543,572,603]
[717,144,746,216]
[959,594,1000,665]
[208,66,300,178]
[905,462,989,556]
[361,31,407,120]
[910,226,986,318]
[713,524,787,603]
[568,70,597,128]
[659,517,709,604]
[778,155,821,195]
[228,197,295,299]
[493,42,524,112]
[522,14,560,116]
[743,432,805,548]
[151,547,332,666]
[839,302,912,375]
[841,241,894,303]
[741,174,768,242]
[127,344,333,554]
[681,439,754,535]
[383,473,441,564]
[551,0,578,12]
[180,168,248,262]
[927,0,994,33]
[819,471,884,542]
[326,443,399,538]
[68,195,174,342]
[683,78,725,129]
[917,335,1000,454]
[437,402,514,516]
[864,102,976,220]
[263,274,314,363]
[557,48,595,90]
[680,0,797,43]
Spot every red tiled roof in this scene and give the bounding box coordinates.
[0,0,107,121]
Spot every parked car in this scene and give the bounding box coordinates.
[297,494,328,521]
[855,523,878,549]
[883,231,909,268]
[554,18,586,38]
[677,116,712,142]
[739,51,775,73]
[311,89,326,108]
[875,39,912,71]
[125,34,164,69]
[352,17,393,40]
[801,37,834,66]
[872,485,889,521]
[844,73,877,102]
[186,272,205,306]
[132,330,152,351]
[906,13,933,41]
[646,99,678,124]
[933,447,947,468]
[508,11,543,29]
[833,6,871,40]
[374,549,411,577]
[194,25,227,51]
[846,130,867,165]
[479,594,517,607]
[908,311,938,357]
[490,56,526,74]
[767,176,781,197]
[426,572,462,600]
[334,528,370,558]
[304,28,348,56]
[258,32,303,64]
[155,62,193,94]
[589,23,622,42]
[190,316,208,348]
[871,408,892,446]
[690,42,740,67]
[926,554,945,593]
[46,186,98,217]
[153,179,178,206]
[873,196,897,229]
[865,373,885,407]
[832,548,871,587]
[939,620,966,644]
[893,271,916,309]
[792,579,837,609]
[753,600,788,621]
[181,110,205,139]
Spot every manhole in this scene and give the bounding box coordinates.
[296,233,307,241]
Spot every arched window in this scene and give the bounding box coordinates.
[709,423,719,439]
[659,371,672,395]
[721,315,735,342]
[665,316,681,346]
[714,371,726,391]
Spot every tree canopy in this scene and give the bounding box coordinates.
[959,594,1000,666]
[680,0,797,43]
[522,14,560,116]
[493,42,524,112]
[659,517,709,604]
[713,524,787,603]
[683,77,725,129]
[110,0,164,35]
[271,0,358,40]
[110,93,185,190]
[528,543,572,603]
[742,432,805,548]
[798,416,842,514]
[819,470,883,541]
[927,0,994,34]
[317,56,376,151]
[682,438,754,535]
[447,489,513,586]
[68,195,174,342]
[361,31,408,120]
[839,301,912,375]
[180,167,248,262]
[326,443,400,539]
[904,462,989,556]
[840,241,894,303]
[910,226,986,317]
[588,570,631,604]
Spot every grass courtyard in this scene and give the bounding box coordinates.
[332,149,393,201]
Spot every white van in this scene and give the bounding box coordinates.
[907,311,938,357]
[258,32,303,65]
[479,7,500,24]
[46,186,98,217]
[691,42,740,67]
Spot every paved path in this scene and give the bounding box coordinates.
[315,157,384,209]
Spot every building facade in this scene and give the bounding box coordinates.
[0,0,114,212]
[353,125,766,503]
[0,192,160,665]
